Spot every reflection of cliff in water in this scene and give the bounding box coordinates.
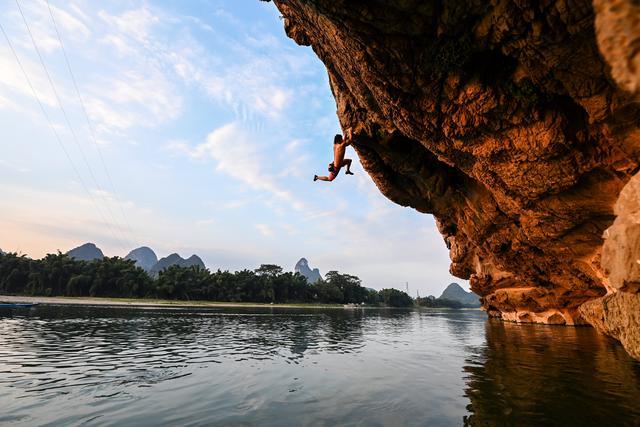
[463,320,640,426]
[440,309,484,346]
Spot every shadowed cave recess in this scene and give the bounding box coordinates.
[265,0,640,359]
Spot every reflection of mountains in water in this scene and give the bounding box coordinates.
[14,305,374,365]
[5,306,639,425]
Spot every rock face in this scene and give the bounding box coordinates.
[125,247,158,272]
[270,0,640,356]
[294,258,323,283]
[579,173,640,360]
[150,253,206,278]
[66,243,104,262]
[440,283,481,307]
[594,0,640,95]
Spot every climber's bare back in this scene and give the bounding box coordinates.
[333,140,347,168]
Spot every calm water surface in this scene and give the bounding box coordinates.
[1,305,639,426]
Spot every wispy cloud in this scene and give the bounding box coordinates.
[189,121,306,211]
[0,0,464,296]
[94,4,302,127]
[0,50,58,108]
[86,71,182,132]
[0,2,184,146]
[98,7,160,43]
[255,223,274,237]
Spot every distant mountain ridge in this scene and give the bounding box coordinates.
[66,243,104,261]
[439,283,480,307]
[64,243,206,278]
[150,253,205,277]
[294,258,322,283]
[125,247,158,272]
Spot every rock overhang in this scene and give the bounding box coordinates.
[267,0,640,358]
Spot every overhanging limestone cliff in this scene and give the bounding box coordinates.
[269,0,640,356]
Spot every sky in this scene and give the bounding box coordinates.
[0,0,466,296]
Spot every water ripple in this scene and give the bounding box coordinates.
[0,306,639,426]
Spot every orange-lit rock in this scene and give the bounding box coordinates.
[580,292,640,360]
[580,173,640,359]
[594,0,640,95]
[270,0,640,357]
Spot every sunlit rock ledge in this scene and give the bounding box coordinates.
[267,0,640,358]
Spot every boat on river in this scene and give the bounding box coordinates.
[0,302,38,309]
[343,303,364,309]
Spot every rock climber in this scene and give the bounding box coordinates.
[314,128,354,182]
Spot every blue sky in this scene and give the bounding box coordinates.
[0,0,464,296]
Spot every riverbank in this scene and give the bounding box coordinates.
[0,295,365,309]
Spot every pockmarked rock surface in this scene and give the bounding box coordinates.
[269,0,640,357]
[580,173,640,360]
[594,0,640,95]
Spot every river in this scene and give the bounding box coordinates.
[1,305,639,426]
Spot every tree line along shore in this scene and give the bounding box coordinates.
[0,252,420,307]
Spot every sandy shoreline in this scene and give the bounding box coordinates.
[0,296,474,311]
[0,295,357,309]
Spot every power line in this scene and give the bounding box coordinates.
[15,0,131,249]
[1,14,127,252]
[44,0,138,248]
[14,0,132,250]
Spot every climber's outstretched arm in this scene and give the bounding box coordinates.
[343,127,353,146]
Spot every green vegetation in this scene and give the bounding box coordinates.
[378,288,414,307]
[0,252,413,307]
[416,295,471,309]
